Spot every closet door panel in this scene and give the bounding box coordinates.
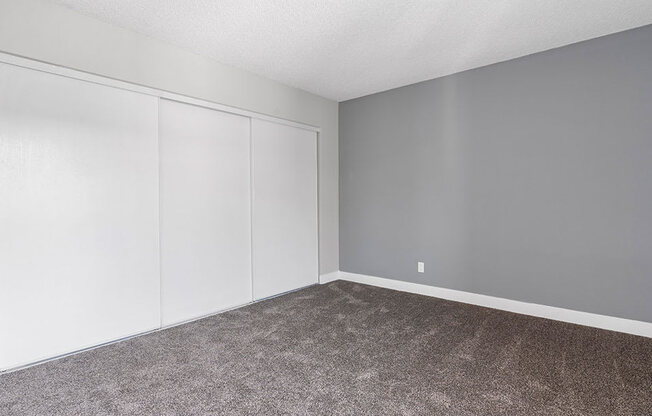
[251,119,318,300]
[159,100,252,326]
[0,62,160,371]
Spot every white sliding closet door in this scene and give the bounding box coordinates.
[0,62,160,371]
[251,119,318,300]
[159,100,252,326]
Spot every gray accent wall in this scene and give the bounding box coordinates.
[339,25,652,323]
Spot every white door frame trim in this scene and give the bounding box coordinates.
[0,51,320,133]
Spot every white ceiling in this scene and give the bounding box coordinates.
[51,0,652,102]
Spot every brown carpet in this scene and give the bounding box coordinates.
[1,280,651,415]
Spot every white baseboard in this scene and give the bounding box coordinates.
[319,271,342,284]
[322,271,652,338]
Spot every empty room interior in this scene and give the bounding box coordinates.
[1,1,652,414]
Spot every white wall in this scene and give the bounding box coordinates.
[0,0,339,274]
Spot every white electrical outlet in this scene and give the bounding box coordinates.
[417,261,425,273]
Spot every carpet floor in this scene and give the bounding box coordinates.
[1,280,651,415]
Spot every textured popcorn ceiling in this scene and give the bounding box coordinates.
[51,0,652,101]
